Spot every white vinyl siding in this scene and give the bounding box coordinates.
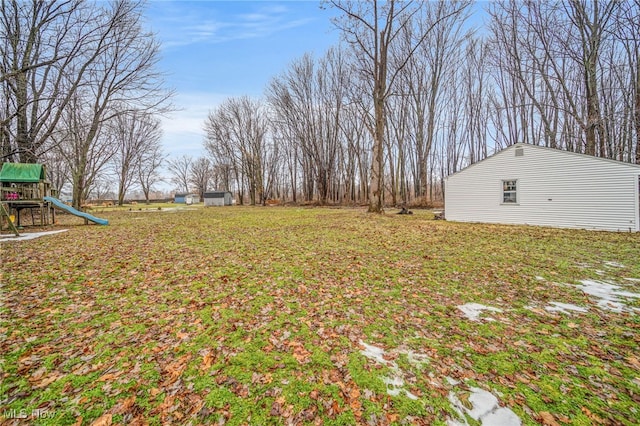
[445,144,640,232]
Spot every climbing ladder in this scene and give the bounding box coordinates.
[0,202,20,237]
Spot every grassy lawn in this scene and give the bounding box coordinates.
[85,202,199,214]
[1,207,639,425]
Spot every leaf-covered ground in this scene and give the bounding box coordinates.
[1,207,639,425]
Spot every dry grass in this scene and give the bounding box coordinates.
[2,207,639,425]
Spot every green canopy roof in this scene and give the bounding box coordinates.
[0,163,47,183]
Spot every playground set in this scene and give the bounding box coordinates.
[0,163,108,237]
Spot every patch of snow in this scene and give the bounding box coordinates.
[382,376,403,397]
[458,303,503,322]
[359,341,386,365]
[448,387,521,426]
[359,340,427,400]
[577,280,640,313]
[405,391,419,400]
[544,302,588,314]
[0,229,68,242]
[445,376,460,386]
[482,407,523,425]
[382,375,404,390]
[382,376,418,400]
[624,278,640,283]
[465,388,500,420]
[535,276,546,281]
[406,350,430,368]
[604,261,625,268]
[359,341,521,422]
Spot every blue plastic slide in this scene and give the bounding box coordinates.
[44,196,109,225]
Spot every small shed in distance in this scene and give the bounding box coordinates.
[204,191,233,207]
[174,193,199,204]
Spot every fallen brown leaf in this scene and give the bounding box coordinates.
[539,411,560,426]
[90,413,112,426]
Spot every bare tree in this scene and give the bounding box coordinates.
[89,172,116,201]
[137,140,165,204]
[204,106,245,203]
[564,0,616,156]
[330,0,399,212]
[2,0,171,210]
[208,162,234,193]
[1,0,170,164]
[110,111,162,205]
[183,0,638,211]
[57,92,116,208]
[485,2,557,157]
[460,37,491,165]
[40,148,70,195]
[204,96,271,205]
[167,154,193,194]
[393,0,472,202]
[337,101,371,205]
[1,0,92,162]
[487,0,625,158]
[614,0,640,163]
[189,157,213,201]
[267,48,349,204]
[59,0,171,208]
[330,0,468,212]
[269,119,300,202]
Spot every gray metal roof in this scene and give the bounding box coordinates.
[203,191,232,198]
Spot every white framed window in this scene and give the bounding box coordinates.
[502,180,518,204]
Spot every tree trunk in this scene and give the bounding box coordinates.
[585,64,600,157]
[368,95,385,213]
[72,168,86,210]
[117,164,128,206]
[636,54,640,164]
[368,22,388,214]
[16,72,37,163]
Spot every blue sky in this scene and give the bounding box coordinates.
[144,1,341,159]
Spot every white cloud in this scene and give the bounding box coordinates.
[160,92,230,157]
[150,2,314,49]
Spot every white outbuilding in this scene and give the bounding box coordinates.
[204,191,233,207]
[444,143,640,232]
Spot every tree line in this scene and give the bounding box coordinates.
[2,1,638,211]
[1,0,171,208]
[192,0,638,210]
